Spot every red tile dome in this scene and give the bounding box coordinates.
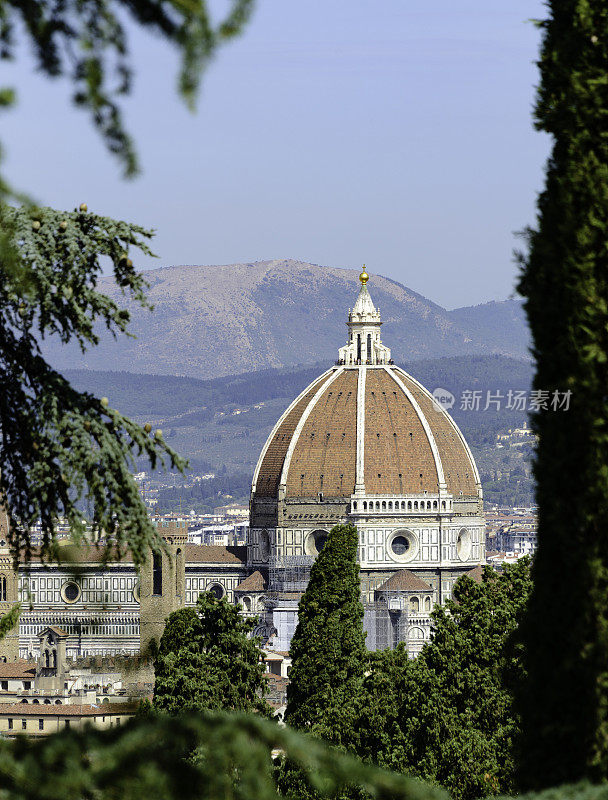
[252,363,480,502]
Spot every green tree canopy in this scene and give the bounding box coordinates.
[355,560,532,800]
[284,523,366,746]
[153,592,272,717]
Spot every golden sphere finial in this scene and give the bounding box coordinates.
[359,265,369,285]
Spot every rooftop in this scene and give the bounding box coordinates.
[377,570,433,593]
[0,702,138,717]
[0,660,36,680]
[184,544,247,564]
[235,571,267,592]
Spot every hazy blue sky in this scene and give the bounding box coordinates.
[3,1,548,308]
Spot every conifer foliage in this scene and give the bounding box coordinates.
[284,523,366,744]
[515,2,608,789]
[153,591,272,717]
[0,204,184,565]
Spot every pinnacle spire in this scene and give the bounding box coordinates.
[337,269,392,366]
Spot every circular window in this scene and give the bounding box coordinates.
[391,536,410,555]
[132,582,140,603]
[208,583,225,600]
[61,581,81,603]
[305,529,329,556]
[457,528,472,561]
[388,530,418,562]
[260,530,270,561]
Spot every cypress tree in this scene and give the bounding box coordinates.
[516,2,608,789]
[284,523,366,745]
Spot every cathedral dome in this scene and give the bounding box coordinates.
[251,270,480,506]
[252,363,480,502]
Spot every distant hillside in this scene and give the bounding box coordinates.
[43,260,530,379]
[449,298,530,359]
[64,355,534,478]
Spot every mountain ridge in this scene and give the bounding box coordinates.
[42,259,530,379]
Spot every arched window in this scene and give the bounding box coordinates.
[353,501,357,511]
[414,501,418,510]
[0,575,6,601]
[362,501,367,510]
[357,334,361,362]
[408,501,412,510]
[367,333,372,362]
[424,597,432,611]
[442,501,446,510]
[242,596,252,611]
[388,501,393,510]
[382,501,386,510]
[433,501,438,509]
[152,552,162,596]
[410,596,420,613]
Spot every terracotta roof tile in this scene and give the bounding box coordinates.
[395,368,478,497]
[377,570,432,593]
[235,571,266,592]
[38,626,68,639]
[256,373,331,497]
[184,544,247,564]
[286,369,358,498]
[464,565,484,584]
[265,674,289,687]
[365,369,438,493]
[0,660,36,679]
[22,544,247,567]
[23,544,132,564]
[252,364,481,504]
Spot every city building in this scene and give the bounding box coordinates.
[0,702,136,737]
[0,522,248,660]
